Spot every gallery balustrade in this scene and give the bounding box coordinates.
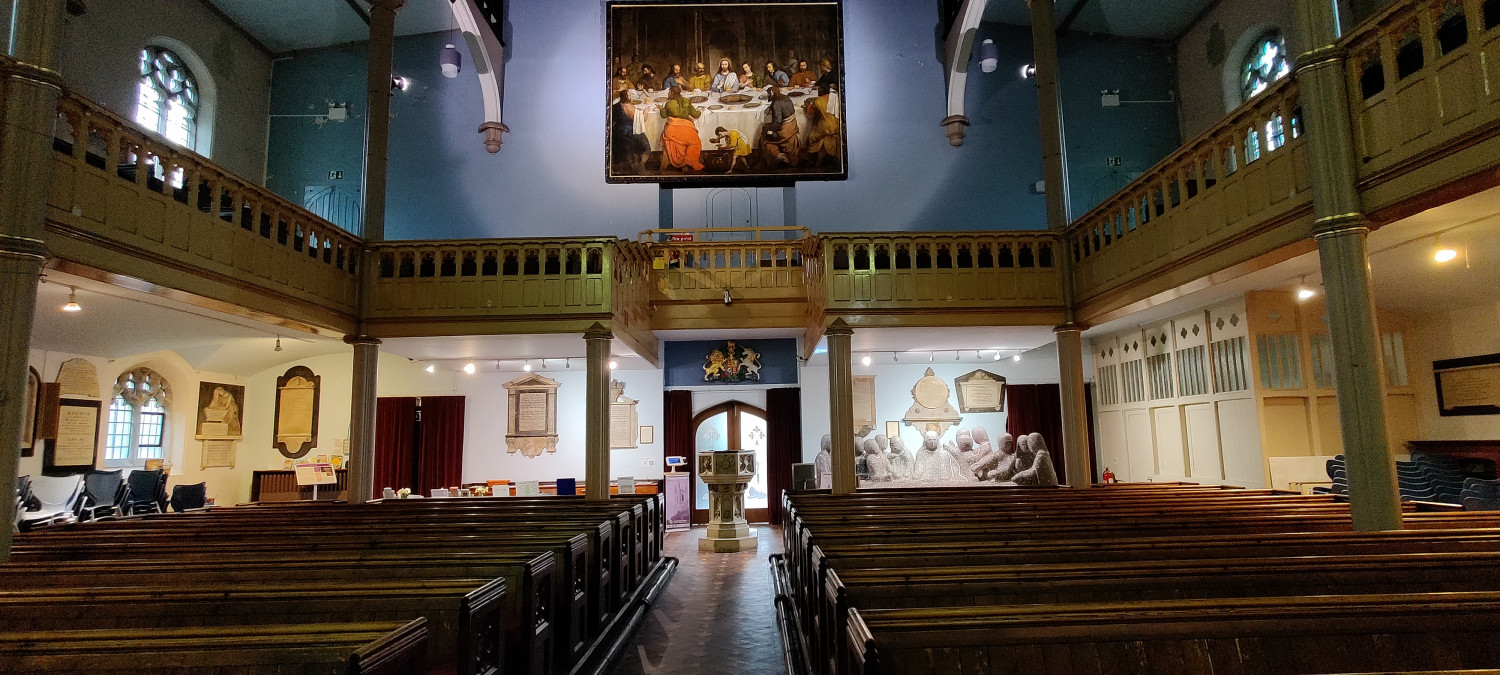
[44,85,361,334]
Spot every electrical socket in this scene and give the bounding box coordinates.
[641,458,656,467]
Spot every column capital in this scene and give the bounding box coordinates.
[0,234,48,261]
[583,322,614,341]
[1313,212,1370,238]
[368,0,407,11]
[1293,44,1346,76]
[343,335,382,346]
[2,61,65,91]
[1052,322,1088,334]
[825,317,853,338]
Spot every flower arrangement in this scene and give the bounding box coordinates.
[472,485,491,496]
[397,488,411,498]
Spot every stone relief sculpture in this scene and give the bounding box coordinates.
[887,436,914,480]
[813,433,832,489]
[911,430,971,482]
[967,426,996,478]
[863,438,893,481]
[978,432,1019,482]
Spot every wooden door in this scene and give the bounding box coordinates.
[690,401,770,525]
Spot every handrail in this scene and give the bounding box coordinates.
[636,226,811,243]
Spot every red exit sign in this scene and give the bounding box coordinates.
[667,233,695,242]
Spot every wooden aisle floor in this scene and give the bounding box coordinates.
[611,525,788,675]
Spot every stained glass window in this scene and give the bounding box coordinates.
[1241,31,1292,101]
[135,46,199,150]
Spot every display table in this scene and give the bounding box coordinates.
[632,89,839,153]
[696,449,759,552]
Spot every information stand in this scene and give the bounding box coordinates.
[294,462,338,501]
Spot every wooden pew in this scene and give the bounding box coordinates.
[0,619,428,674]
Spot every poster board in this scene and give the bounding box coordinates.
[274,366,320,458]
[196,382,245,439]
[294,462,338,485]
[43,398,100,476]
[1435,353,1500,416]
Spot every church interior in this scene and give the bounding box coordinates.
[4,0,1500,672]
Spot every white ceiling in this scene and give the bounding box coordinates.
[32,272,347,376]
[206,0,457,53]
[984,0,1218,40]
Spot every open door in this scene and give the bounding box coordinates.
[691,401,769,524]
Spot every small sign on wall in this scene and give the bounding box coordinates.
[1435,353,1500,416]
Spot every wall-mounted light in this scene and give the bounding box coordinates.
[440,44,462,78]
[723,289,733,305]
[425,363,436,374]
[391,75,410,92]
[463,362,476,375]
[62,288,81,313]
[1296,275,1316,300]
[1019,64,1036,80]
[860,354,872,366]
[608,360,618,370]
[1434,247,1459,263]
[977,38,999,73]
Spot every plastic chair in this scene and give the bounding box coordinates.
[121,469,165,515]
[76,469,125,522]
[19,474,83,530]
[169,482,207,512]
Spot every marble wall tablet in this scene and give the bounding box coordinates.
[610,379,639,449]
[903,367,961,436]
[954,369,1006,413]
[504,373,560,457]
[55,358,99,398]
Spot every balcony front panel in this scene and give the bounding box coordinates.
[368,239,617,336]
[821,233,1065,327]
[1068,78,1313,321]
[648,240,814,330]
[45,92,360,334]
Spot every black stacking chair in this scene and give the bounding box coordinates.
[12,475,32,531]
[121,469,165,515]
[75,469,125,522]
[169,482,207,512]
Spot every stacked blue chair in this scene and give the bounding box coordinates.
[1323,454,1471,505]
[1461,477,1500,511]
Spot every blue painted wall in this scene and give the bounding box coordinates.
[264,1,1178,239]
[663,339,799,387]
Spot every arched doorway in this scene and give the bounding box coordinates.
[691,401,769,524]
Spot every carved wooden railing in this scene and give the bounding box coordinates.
[819,232,1066,326]
[46,89,362,333]
[367,237,622,336]
[1347,0,1500,211]
[1065,75,1311,315]
[612,240,656,359]
[646,236,817,329]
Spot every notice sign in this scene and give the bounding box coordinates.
[295,462,338,486]
[1435,353,1500,416]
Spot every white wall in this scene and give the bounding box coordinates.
[23,348,253,504]
[59,0,273,181]
[1408,302,1500,440]
[798,343,1065,458]
[1174,0,1295,141]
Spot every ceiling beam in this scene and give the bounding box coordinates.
[1057,0,1092,34]
[345,0,372,25]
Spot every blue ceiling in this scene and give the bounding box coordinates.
[983,0,1217,40]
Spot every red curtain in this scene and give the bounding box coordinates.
[374,397,418,498]
[766,387,802,525]
[663,390,693,463]
[1005,384,1068,485]
[416,396,466,495]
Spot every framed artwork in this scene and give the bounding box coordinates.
[196,382,245,440]
[606,0,847,184]
[43,398,100,476]
[274,366,321,458]
[640,426,655,444]
[21,367,39,456]
[1435,353,1500,416]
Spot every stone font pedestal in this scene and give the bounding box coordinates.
[697,450,758,553]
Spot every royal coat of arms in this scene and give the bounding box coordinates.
[703,341,763,383]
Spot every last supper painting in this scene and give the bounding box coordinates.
[606,0,846,184]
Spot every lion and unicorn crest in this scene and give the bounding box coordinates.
[702,341,763,383]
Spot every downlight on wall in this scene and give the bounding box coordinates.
[1296,275,1316,300]
[1434,247,1459,263]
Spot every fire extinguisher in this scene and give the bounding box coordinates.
[1101,467,1116,484]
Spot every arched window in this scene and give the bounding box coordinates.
[1240,31,1292,101]
[105,367,172,467]
[135,46,200,150]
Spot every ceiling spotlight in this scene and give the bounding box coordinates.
[463,362,476,375]
[540,359,548,370]
[928,352,934,362]
[861,354,872,366]
[440,43,462,78]
[523,360,532,372]
[425,364,436,374]
[1020,63,1036,79]
[1297,288,1316,300]
[565,358,572,369]
[391,75,410,92]
[1013,354,1022,362]
[1434,247,1459,263]
[608,360,618,370]
[955,351,961,361]
[993,350,1002,361]
[274,337,283,352]
[62,288,81,313]
[977,38,999,73]
[892,352,898,363]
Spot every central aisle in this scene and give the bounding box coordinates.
[611,526,787,675]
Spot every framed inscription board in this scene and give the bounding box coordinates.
[274,366,321,458]
[504,373,560,458]
[610,379,639,449]
[954,369,1006,413]
[852,375,876,436]
[43,398,100,476]
[1435,353,1500,416]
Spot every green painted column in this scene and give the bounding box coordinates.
[585,322,614,500]
[826,319,856,495]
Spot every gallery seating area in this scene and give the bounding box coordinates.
[775,484,1500,674]
[0,493,672,674]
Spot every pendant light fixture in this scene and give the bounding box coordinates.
[274,336,283,352]
[440,43,462,78]
[62,288,81,313]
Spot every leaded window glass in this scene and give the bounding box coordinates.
[1241,31,1292,101]
[136,46,199,150]
[105,367,171,466]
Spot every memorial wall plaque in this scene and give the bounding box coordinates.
[1435,353,1500,416]
[609,379,639,449]
[196,382,245,440]
[55,358,99,398]
[954,369,1006,413]
[201,439,237,469]
[852,375,876,436]
[274,366,320,459]
[902,368,961,436]
[44,398,99,476]
[504,373,559,457]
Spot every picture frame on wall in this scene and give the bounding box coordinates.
[605,0,847,185]
[195,381,245,440]
[1434,353,1500,417]
[43,398,100,476]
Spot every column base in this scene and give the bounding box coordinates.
[699,528,759,553]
